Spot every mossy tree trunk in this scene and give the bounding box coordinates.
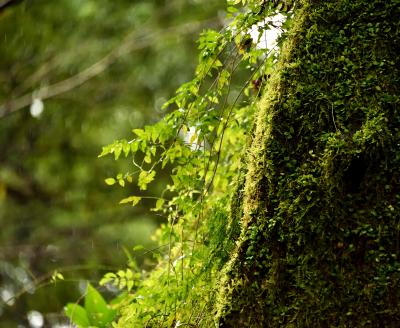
[216,0,400,326]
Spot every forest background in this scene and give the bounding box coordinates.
[3,0,398,327]
[0,0,225,326]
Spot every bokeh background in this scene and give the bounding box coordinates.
[0,0,224,326]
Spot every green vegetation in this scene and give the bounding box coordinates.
[2,0,399,326]
[90,0,399,326]
[0,0,223,326]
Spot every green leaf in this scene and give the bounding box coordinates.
[127,279,134,292]
[105,178,116,185]
[114,145,122,160]
[98,145,112,158]
[122,142,130,157]
[144,153,152,164]
[155,198,165,210]
[130,141,139,152]
[125,269,133,279]
[119,196,141,206]
[51,270,64,282]
[99,273,116,286]
[227,6,237,13]
[84,283,116,327]
[133,128,146,139]
[65,303,90,328]
[138,170,156,190]
[132,244,144,251]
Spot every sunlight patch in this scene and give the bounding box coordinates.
[250,13,286,50]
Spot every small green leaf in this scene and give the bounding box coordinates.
[118,279,126,289]
[133,129,146,139]
[127,280,134,292]
[144,153,152,164]
[98,146,112,158]
[119,196,141,206]
[133,245,144,251]
[99,273,116,286]
[118,179,125,187]
[125,269,133,279]
[138,170,156,190]
[105,178,116,185]
[155,198,165,210]
[51,270,64,282]
[85,283,116,327]
[130,141,139,152]
[65,303,90,327]
[114,146,122,160]
[227,6,237,13]
[122,142,130,157]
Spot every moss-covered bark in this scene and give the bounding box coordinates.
[216,0,400,326]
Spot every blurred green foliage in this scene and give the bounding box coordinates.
[0,0,224,326]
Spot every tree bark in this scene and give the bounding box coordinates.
[216,0,400,326]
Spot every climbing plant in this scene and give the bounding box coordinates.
[66,1,297,327]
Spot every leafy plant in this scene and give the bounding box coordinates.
[99,269,140,292]
[85,1,296,326]
[65,283,117,328]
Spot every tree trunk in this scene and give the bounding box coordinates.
[216,0,400,326]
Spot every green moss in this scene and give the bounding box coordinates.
[216,0,400,326]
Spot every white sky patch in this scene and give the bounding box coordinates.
[30,98,44,118]
[78,280,87,294]
[250,13,286,50]
[1,287,15,306]
[27,310,44,328]
[181,126,204,151]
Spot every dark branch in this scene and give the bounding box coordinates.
[0,0,23,14]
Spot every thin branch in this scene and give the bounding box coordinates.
[0,18,219,119]
[0,0,23,14]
